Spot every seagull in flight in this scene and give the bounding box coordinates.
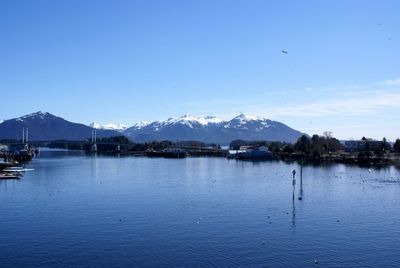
[281,50,288,54]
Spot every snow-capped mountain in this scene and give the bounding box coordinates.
[0,112,121,141]
[224,114,270,129]
[90,122,128,132]
[129,121,150,130]
[123,113,304,144]
[163,114,223,127]
[18,111,51,121]
[0,112,305,143]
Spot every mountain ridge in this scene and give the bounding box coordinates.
[0,112,305,143]
[123,113,304,144]
[0,112,121,141]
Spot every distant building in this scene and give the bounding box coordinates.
[343,139,389,152]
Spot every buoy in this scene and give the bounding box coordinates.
[314,260,319,264]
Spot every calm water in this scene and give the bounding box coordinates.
[1,150,400,267]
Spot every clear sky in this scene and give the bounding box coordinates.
[0,0,399,140]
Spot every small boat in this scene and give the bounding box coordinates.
[3,167,35,172]
[235,146,274,160]
[0,173,21,179]
[227,149,248,159]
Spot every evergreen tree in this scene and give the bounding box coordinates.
[294,135,311,154]
[381,137,390,153]
[394,139,400,153]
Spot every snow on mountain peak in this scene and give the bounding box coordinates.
[90,122,128,131]
[133,121,149,128]
[233,113,265,121]
[224,113,270,129]
[165,114,223,127]
[16,111,53,122]
[204,116,224,124]
[22,111,50,119]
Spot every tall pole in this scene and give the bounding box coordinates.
[293,175,295,202]
[26,128,28,143]
[292,169,296,226]
[299,160,303,200]
[300,161,303,186]
[22,127,25,143]
[292,192,296,226]
[292,169,296,202]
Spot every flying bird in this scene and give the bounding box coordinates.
[281,50,288,54]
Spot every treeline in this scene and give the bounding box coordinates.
[45,137,222,153]
[291,135,344,157]
[231,135,400,160]
[3,135,400,157]
[48,140,85,150]
[355,137,392,157]
[1,137,222,153]
[127,140,221,152]
[230,135,343,157]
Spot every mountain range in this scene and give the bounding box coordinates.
[123,114,304,144]
[0,112,305,144]
[0,112,120,141]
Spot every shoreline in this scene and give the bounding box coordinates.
[2,148,400,171]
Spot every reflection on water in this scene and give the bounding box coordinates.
[0,150,400,267]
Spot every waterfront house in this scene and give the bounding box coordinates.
[343,139,388,152]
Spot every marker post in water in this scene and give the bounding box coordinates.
[292,169,296,202]
[299,160,303,200]
[291,169,296,225]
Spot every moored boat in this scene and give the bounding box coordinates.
[3,167,35,172]
[0,173,22,179]
[235,146,274,160]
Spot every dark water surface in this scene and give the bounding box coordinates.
[1,150,400,267]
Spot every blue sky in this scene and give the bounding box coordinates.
[0,0,399,140]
